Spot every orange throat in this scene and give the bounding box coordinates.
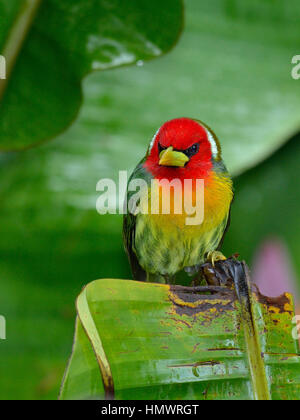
[140,171,233,233]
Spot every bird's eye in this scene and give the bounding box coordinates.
[185,142,200,158]
[158,142,166,154]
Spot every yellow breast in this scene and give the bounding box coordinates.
[134,172,233,275]
[139,172,233,237]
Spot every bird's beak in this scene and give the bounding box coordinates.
[159,146,189,167]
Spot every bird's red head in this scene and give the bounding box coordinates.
[144,118,221,180]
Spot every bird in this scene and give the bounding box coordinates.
[123,117,233,284]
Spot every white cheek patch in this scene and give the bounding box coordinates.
[149,127,160,151]
[205,127,219,158]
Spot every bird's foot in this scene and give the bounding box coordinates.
[206,250,227,267]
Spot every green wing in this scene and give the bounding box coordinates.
[122,159,152,281]
[123,210,146,281]
[217,205,232,251]
[213,158,234,251]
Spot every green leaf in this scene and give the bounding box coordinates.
[0,0,183,150]
[60,278,300,400]
[59,318,105,400]
[1,0,300,399]
[55,0,300,176]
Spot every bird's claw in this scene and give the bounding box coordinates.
[206,250,227,267]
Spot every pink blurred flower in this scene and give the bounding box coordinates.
[252,237,299,302]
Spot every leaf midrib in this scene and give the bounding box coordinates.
[0,0,42,101]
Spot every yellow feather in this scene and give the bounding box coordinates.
[135,172,233,275]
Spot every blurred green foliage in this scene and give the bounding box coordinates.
[223,132,300,286]
[0,0,183,150]
[0,0,300,399]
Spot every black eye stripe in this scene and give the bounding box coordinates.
[158,142,166,154]
[158,142,200,158]
[184,142,200,158]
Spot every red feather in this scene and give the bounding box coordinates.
[144,118,213,181]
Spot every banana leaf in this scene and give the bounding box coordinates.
[60,267,300,400]
[0,0,183,150]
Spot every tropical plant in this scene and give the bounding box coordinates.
[0,0,299,400]
[60,261,300,400]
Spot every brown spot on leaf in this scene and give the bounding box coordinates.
[169,284,236,317]
[206,347,240,352]
[168,317,192,328]
[169,360,221,368]
[253,286,294,315]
